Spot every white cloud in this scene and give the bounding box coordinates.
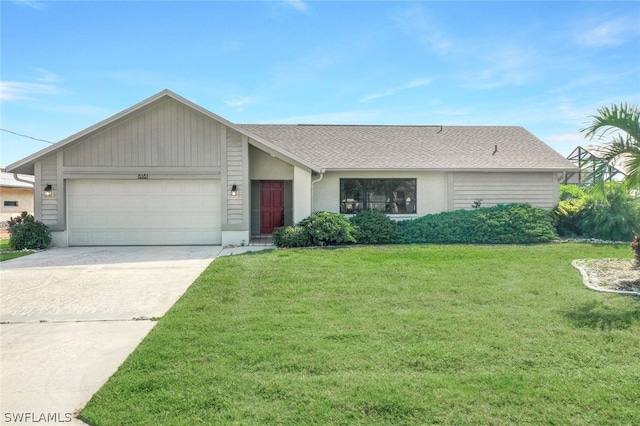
[11,0,47,10]
[575,16,640,47]
[225,98,253,112]
[395,7,452,54]
[359,79,432,103]
[0,69,64,101]
[460,48,538,90]
[281,0,308,12]
[0,81,62,101]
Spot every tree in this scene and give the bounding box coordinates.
[581,103,640,189]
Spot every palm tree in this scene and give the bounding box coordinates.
[581,103,640,189]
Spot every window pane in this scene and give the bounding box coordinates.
[340,179,416,214]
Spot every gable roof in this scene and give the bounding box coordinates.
[5,90,319,175]
[240,124,577,171]
[6,89,576,174]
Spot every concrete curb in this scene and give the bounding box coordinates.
[572,259,640,297]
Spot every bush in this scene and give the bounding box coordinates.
[559,184,588,201]
[349,210,397,244]
[578,184,639,241]
[551,198,585,237]
[298,211,357,246]
[396,203,558,244]
[273,226,311,248]
[632,235,640,265]
[8,212,52,250]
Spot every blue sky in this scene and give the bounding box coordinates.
[2,0,639,167]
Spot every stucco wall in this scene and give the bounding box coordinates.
[0,187,34,221]
[312,171,448,217]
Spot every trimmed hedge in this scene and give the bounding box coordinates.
[349,210,397,244]
[272,226,311,248]
[298,211,357,246]
[396,203,558,244]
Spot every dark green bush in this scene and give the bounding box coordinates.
[397,203,558,244]
[578,185,639,241]
[8,212,52,250]
[298,211,357,246]
[273,226,311,248]
[349,210,397,244]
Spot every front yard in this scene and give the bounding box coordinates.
[0,238,33,262]
[80,244,639,425]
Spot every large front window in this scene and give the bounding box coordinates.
[340,179,416,214]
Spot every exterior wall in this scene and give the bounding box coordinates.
[0,187,34,220]
[249,146,294,180]
[451,172,558,210]
[63,98,221,168]
[294,167,312,223]
[312,171,448,217]
[30,98,256,246]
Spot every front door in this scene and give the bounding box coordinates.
[260,180,284,234]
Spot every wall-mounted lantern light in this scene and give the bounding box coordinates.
[230,184,238,197]
[43,184,53,198]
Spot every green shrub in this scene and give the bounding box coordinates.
[349,210,397,244]
[632,235,640,265]
[273,226,311,248]
[397,203,558,244]
[578,184,639,241]
[298,211,357,246]
[559,184,588,201]
[8,212,52,250]
[551,198,585,237]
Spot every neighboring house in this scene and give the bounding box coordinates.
[6,90,576,247]
[563,145,629,184]
[0,168,34,221]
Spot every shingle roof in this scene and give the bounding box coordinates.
[239,124,576,171]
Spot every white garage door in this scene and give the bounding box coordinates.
[67,180,221,245]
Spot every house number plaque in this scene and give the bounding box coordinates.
[138,174,149,179]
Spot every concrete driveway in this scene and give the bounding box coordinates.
[0,246,221,425]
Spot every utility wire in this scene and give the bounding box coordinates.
[0,128,55,145]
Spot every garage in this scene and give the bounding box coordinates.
[67,180,221,246]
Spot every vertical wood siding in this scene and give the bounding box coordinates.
[40,156,58,225]
[226,130,244,225]
[63,98,221,168]
[452,172,556,209]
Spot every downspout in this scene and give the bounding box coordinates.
[12,173,34,186]
[310,169,325,214]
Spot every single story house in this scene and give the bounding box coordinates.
[0,168,34,221]
[6,90,576,247]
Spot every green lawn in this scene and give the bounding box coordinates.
[79,244,640,425]
[0,237,32,262]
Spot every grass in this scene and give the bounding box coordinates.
[0,237,32,262]
[79,244,640,425]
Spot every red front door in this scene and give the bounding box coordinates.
[260,180,284,234]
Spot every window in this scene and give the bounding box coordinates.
[4,201,18,207]
[340,179,416,214]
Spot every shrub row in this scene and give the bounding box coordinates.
[273,203,557,248]
[396,203,557,244]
